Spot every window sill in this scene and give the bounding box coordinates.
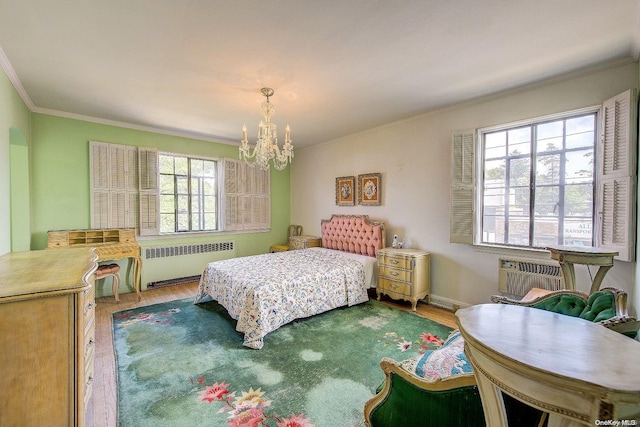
[137,228,270,242]
[473,243,552,260]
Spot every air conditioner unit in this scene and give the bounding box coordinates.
[498,257,565,298]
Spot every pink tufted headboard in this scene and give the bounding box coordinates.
[321,215,386,257]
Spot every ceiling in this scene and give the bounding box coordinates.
[1,1,639,148]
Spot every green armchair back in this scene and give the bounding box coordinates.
[491,287,637,338]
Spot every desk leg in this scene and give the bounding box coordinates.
[590,265,613,295]
[474,370,509,426]
[465,346,509,426]
[558,262,576,290]
[133,256,142,301]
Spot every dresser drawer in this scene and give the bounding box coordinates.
[378,254,412,270]
[83,349,95,408]
[379,265,412,282]
[83,300,95,332]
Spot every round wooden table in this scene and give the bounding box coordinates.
[456,304,640,426]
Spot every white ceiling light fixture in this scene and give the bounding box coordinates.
[239,87,293,171]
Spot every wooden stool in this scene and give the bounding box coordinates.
[95,263,121,302]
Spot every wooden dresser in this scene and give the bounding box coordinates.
[47,228,141,299]
[0,248,98,427]
[288,235,322,250]
[377,247,431,311]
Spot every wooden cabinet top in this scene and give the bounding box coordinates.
[378,247,430,257]
[0,248,98,301]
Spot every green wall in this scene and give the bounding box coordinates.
[30,113,291,261]
[0,66,31,255]
[9,127,30,251]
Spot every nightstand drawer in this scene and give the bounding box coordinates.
[379,265,412,282]
[379,278,411,296]
[378,254,412,270]
[289,235,322,250]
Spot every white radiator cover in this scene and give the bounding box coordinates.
[498,257,565,297]
[141,241,236,289]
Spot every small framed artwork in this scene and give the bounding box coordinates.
[335,176,356,206]
[358,173,381,206]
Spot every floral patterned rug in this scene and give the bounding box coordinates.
[113,297,452,427]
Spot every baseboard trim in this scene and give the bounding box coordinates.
[428,294,471,312]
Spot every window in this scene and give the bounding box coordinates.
[90,142,271,236]
[450,89,637,261]
[480,111,596,248]
[159,154,217,233]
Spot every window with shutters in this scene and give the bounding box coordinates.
[90,141,270,236]
[450,90,637,261]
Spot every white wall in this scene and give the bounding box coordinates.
[291,60,639,314]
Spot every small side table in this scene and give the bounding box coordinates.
[546,246,618,294]
[377,247,430,311]
[288,235,322,250]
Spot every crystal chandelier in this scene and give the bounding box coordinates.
[239,87,293,171]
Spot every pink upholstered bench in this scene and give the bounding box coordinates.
[95,263,121,302]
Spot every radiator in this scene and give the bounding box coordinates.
[498,257,565,297]
[141,241,236,289]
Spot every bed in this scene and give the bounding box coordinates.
[194,214,386,349]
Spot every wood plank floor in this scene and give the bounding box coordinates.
[87,282,457,426]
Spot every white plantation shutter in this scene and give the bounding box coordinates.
[90,141,157,234]
[90,141,109,228]
[92,191,110,229]
[110,145,127,191]
[222,159,241,231]
[220,159,270,231]
[596,89,638,261]
[138,147,159,236]
[90,141,137,229]
[450,130,475,244]
[91,142,109,190]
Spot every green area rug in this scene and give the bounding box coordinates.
[113,298,453,427]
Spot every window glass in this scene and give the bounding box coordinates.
[480,112,596,248]
[159,154,217,233]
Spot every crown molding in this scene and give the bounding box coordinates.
[31,105,240,146]
[0,45,35,110]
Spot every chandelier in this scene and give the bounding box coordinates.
[239,87,293,171]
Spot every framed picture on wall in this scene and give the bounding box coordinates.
[358,173,381,206]
[335,176,355,206]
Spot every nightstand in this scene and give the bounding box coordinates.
[288,235,322,250]
[377,247,430,311]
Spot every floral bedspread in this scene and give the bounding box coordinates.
[194,248,368,349]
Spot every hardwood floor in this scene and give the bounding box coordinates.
[87,282,457,426]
